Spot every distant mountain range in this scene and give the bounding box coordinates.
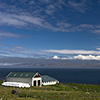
[0,57,100,68]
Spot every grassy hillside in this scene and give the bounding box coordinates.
[0,82,100,100]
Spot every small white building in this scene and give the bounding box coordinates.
[3,72,59,87]
[42,75,59,86]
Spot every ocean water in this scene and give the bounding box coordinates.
[0,68,100,84]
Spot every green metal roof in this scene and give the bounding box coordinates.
[42,75,57,82]
[6,72,37,78]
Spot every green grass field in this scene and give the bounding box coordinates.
[0,80,100,100]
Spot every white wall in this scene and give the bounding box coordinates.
[6,77,42,86]
[6,78,32,85]
[32,77,42,86]
[42,81,57,86]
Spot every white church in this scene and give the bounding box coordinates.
[2,72,59,88]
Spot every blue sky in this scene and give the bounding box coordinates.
[1,0,100,59]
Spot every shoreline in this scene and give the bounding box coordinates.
[0,81,100,100]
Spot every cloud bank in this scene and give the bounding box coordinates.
[46,49,100,60]
[52,55,100,60]
[44,49,100,55]
[74,55,100,60]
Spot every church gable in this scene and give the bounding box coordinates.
[34,73,41,78]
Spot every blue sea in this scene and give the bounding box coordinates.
[0,68,100,84]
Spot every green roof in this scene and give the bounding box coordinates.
[6,72,37,78]
[42,75,57,82]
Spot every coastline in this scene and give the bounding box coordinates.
[0,80,100,100]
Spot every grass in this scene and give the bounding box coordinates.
[0,81,100,100]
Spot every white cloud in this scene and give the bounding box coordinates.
[0,0,100,34]
[96,48,100,50]
[57,21,71,28]
[92,29,100,34]
[0,63,21,66]
[67,0,91,13]
[39,0,52,4]
[29,1,35,5]
[45,0,66,15]
[0,53,14,57]
[79,24,94,28]
[74,55,100,60]
[52,55,72,60]
[45,4,56,15]
[0,0,68,31]
[44,49,100,55]
[0,43,43,58]
[0,12,48,28]
[52,55,60,59]
[0,11,71,32]
[51,55,100,60]
[0,32,21,38]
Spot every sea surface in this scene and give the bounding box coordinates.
[0,68,100,84]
